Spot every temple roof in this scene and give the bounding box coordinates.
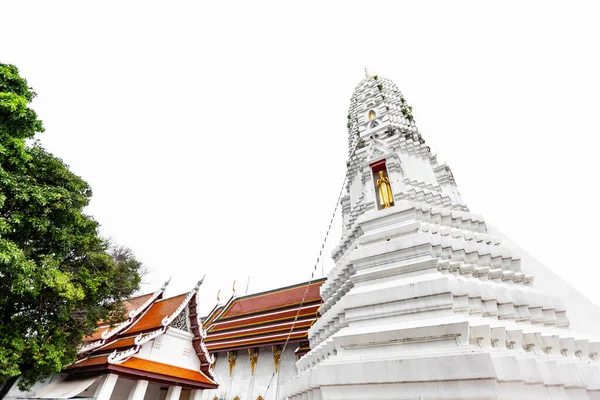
[73,279,217,390]
[203,279,325,355]
[68,356,216,388]
[72,278,325,387]
[123,293,187,334]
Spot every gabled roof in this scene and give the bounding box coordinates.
[82,280,172,346]
[71,279,217,390]
[124,293,187,334]
[204,279,325,355]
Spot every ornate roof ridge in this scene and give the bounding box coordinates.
[104,278,212,375]
[78,279,171,355]
[229,277,327,302]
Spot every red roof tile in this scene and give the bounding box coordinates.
[204,279,324,352]
[206,330,308,351]
[210,304,320,333]
[206,319,314,342]
[219,281,323,320]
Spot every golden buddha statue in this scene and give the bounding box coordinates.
[376,170,394,208]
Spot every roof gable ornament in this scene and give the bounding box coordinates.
[79,279,172,355]
[129,277,171,319]
[100,277,171,341]
[364,138,392,165]
[108,346,139,364]
[106,277,209,366]
[78,339,104,354]
[161,276,205,327]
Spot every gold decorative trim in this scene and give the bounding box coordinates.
[272,344,283,373]
[248,347,259,375]
[227,350,237,376]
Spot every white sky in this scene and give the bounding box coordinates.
[4,0,600,315]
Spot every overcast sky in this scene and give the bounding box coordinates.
[4,0,600,314]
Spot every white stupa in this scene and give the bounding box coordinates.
[282,73,600,399]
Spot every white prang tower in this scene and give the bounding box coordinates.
[282,73,600,399]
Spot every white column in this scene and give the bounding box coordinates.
[127,379,149,400]
[189,389,202,400]
[94,374,119,400]
[165,385,182,400]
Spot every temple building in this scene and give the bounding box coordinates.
[281,73,600,399]
[201,279,324,400]
[6,71,600,399]
[7,280,218,400]
[5,279,324,400]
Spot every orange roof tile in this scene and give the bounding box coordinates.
[122,293,155,314]
[84,326,109,342]
[99,336,137,351]
[85,292,157,341]
[69,355,109,368]
[125,294,187,334]
[119,357,216,385]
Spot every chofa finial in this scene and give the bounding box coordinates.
[194,275,206,291]
[161,276,172,290]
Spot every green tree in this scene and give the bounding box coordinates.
[0,64,143,390]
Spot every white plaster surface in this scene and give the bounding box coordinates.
[202,347,298,400]
[282,75,600,399]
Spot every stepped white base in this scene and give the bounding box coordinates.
[282,202,600,400]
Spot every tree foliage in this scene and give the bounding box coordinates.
[0,64,143,390]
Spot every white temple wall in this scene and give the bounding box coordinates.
[201,347,298,400]
[135,329,200,371]
[348,175,361,210]
[362,168,376,207]
[422,152,438,184]
[440,184,462,206]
